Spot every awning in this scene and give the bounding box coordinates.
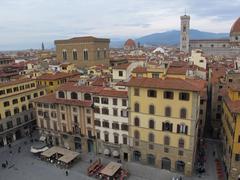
[104,148,110,155]
[30,146,49,154]
[39,136,46,142]
[100,162,122,177]
[112,150,119,157]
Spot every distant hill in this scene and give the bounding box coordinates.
[135,29,229,46]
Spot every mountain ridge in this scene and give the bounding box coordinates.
[110,29,229,48]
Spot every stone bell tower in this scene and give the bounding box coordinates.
[180,14,190,53]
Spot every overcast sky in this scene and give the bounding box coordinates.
[0,0,239,50]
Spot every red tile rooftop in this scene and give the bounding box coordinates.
[167,67,187,75]
[32,93,92,107]
[132,67,147,73]
[37,72,80,80]
[0,78,34,88]
[113,63,131,70]
[126,77,203,92]
[97,89,127,98]
[58,82,104,93]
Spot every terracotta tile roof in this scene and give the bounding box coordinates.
[126,77,202,91]
[167,66,187,75]
[113,63,131,70]
[132,67,147,73]
[91,78,108,87]
[32,93,92,107]
[224,95,240,113]
[0,78,34,88]
[97,89,127,98]
[58,82,104,93]
[55,36,110,44]
[229,83,240,91]
[115,81,128,86]
[37,72,79,80]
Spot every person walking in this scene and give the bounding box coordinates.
[5,160,8,166]
[65,170,68,176]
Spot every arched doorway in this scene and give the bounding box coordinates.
[74,137,82,151]
[6,134,13,144]
[162,157,171,170]
[15,130,22,140]
[147,154,155,165]
[133,151,141,161]
[176,160,185,173]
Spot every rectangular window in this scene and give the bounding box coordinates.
[102,121,109,128]
[134,88,139,96]
[102,108,109,115]
[121,124,128,131]
[7,88,12,93]
[53,121,58,131]
[113,109,118,116]
[235,154,240,161]
[93,97,100,103]
[152,73,159,79]
[3,101,10,107]
[114,135,119,144]
[101,98,108,104]
[179,92,190,101]
[122,99,127,106]
[97,131,100,139]
[20,97,26,102]
[164,91,174,99]
[7,121,13,129]
[104,134,109,142]
[61,114,65,120]
[112,123,119,130]
[147,90,157,98]
[113,98,118,105]
[87,117,91,124]
[123,136,127,144]
[119,71,123,77]
[94,119,101,127]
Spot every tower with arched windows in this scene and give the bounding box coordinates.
[180,14,190,53]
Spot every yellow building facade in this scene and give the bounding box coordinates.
[127,77,202,176]
[222,84,240,180]
[36,72,79,93]
[0,79,46,147]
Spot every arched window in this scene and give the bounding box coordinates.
[149,119,155,129]
[83,49,88,60]
[62,50,67,61]
[134,103,140,112]
[28,103,33,109]
[180,108,187,119]
[134,130,140,139]
[72,50,77,60]
[14,108,19,114]
[149,133,154,142]
[58,91,65,98]
[149,105,155,114]
[134,117,140,126]
[71,92,78,99]
[22,105,27,111]
[84,93,91,100]
[179,138,185,148]
[164,136,170,145]
[165,107,171,117]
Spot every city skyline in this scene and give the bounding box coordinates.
[0,0,239,50]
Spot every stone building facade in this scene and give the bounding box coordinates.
[180,16,240,56]
[55,36,110,68]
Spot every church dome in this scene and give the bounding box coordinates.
[230,17,240,36]
[124,39,136,50]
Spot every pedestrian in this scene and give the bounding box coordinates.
[5,160,8,166]
[18,146,21,153]
[65,170,68,176]
[213,150,215,156]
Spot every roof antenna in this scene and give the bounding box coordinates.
[184,8,187,15]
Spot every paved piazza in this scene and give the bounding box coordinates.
[0,136,219,180]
